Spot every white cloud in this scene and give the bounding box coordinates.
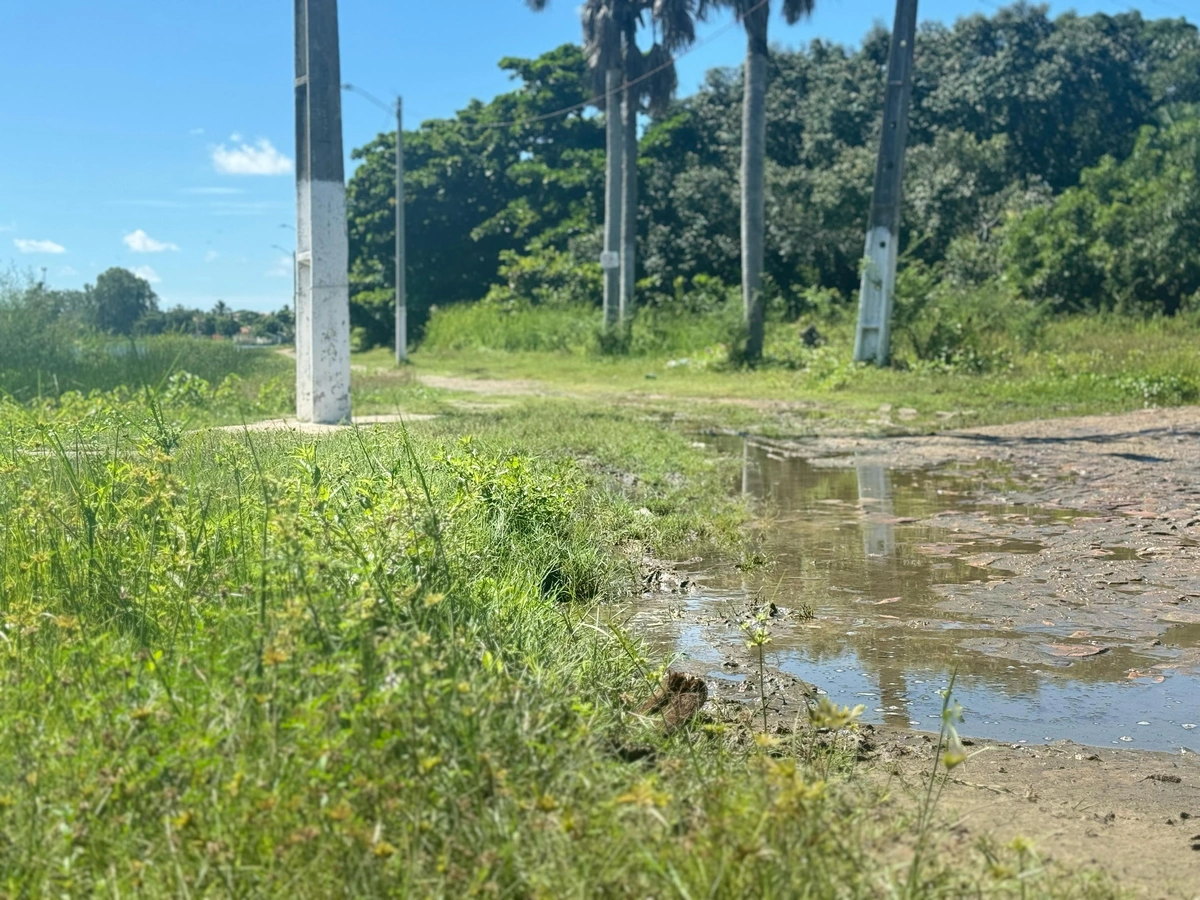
[204,250,220,263]
[189,127,205,136]
[212,138,292,176]
[182,187,244,195]
[0,223,14,232]
[14,238,65,254]
[58,266,78,277]
[131,265,161,284]
[230,132,243,143]
[123,229,179,253]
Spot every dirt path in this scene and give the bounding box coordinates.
[870,728,1200,898]
[214,413,436,435]
[416,374,558,396]
[798,407,1200,895]
[632,405,1200,896]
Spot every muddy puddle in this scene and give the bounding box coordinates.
[628,438,1200,752]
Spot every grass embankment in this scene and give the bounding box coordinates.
[0,392,1117,897]
[377,302,1200,433]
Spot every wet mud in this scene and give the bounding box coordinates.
[627,406,1200,753]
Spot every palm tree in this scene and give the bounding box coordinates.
[619,1,698,322]
[529,1,695,327]
[704,0,814,362]
[527,0,624,327]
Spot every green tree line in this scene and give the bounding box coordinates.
[346,3,1200,350]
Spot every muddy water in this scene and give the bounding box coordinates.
[631,438,1200,752]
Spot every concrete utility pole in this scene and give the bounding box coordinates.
[620,80,637,325]
[395,96,407,364]
[294,0,352,423]
[601,67,624,329]
[853,0,919,366]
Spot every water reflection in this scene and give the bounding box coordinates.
[634,437,1200,751]
[855,464,896,560]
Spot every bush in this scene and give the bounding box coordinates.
[891,262,1042,372]
[485,245,603,309]
[1002,115,1200,315]
[422,299,598,353]
[0,275,286,403]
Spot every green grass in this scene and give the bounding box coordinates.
[0,331,293,409]
[372,304,1200,435]
[0,391,1119,897]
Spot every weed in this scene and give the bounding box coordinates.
[0,382,1122,897]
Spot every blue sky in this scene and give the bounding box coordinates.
[1,0,1189,312]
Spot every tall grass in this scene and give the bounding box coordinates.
[422,299,743,358]
[0,397,1114,896]
[0,276,289,404]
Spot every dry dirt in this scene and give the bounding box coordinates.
[825,407,1200,895]
[869,727,1200,898]
[216,412,437,435]
[634,405,1200,897]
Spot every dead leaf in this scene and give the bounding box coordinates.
[1044,643,1110,658]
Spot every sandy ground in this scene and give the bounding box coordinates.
[633,405,1200,897]
[215,412,436,435]
[869,728,1200,898]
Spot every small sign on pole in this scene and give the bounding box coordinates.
[600,250,620,270]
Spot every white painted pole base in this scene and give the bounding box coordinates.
[853,225,898,365]
[295,179,352,424]
[856,463,896,558]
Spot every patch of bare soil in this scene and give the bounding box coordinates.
[417,374,561,396]
[630,406,1200,895]
[215,413,436,435]
[868,728,1200,898]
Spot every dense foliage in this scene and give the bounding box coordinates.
[0,274,293,403]
[347,5,1200,348]
[1002,113,1200,313]
[347,46,604,344]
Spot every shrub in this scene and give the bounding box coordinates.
[1002,115,1200,315]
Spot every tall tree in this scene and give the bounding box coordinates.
[88,267,158,336]
[620,1,699,321]
[706,0,814,362]
[528,0,627,327]
[346,45,603,346]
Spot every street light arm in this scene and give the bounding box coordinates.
[341,83,394,114]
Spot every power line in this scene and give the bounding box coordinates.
[348,0,772,137]
[342,83,393,114]
[468,0,773,131]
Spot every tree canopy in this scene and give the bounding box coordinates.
[89,267,158,336]
[345,5,1200,347]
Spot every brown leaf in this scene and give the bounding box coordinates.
[1044,643,1110,658]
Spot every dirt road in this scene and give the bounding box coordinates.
[635,405,1200,897]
